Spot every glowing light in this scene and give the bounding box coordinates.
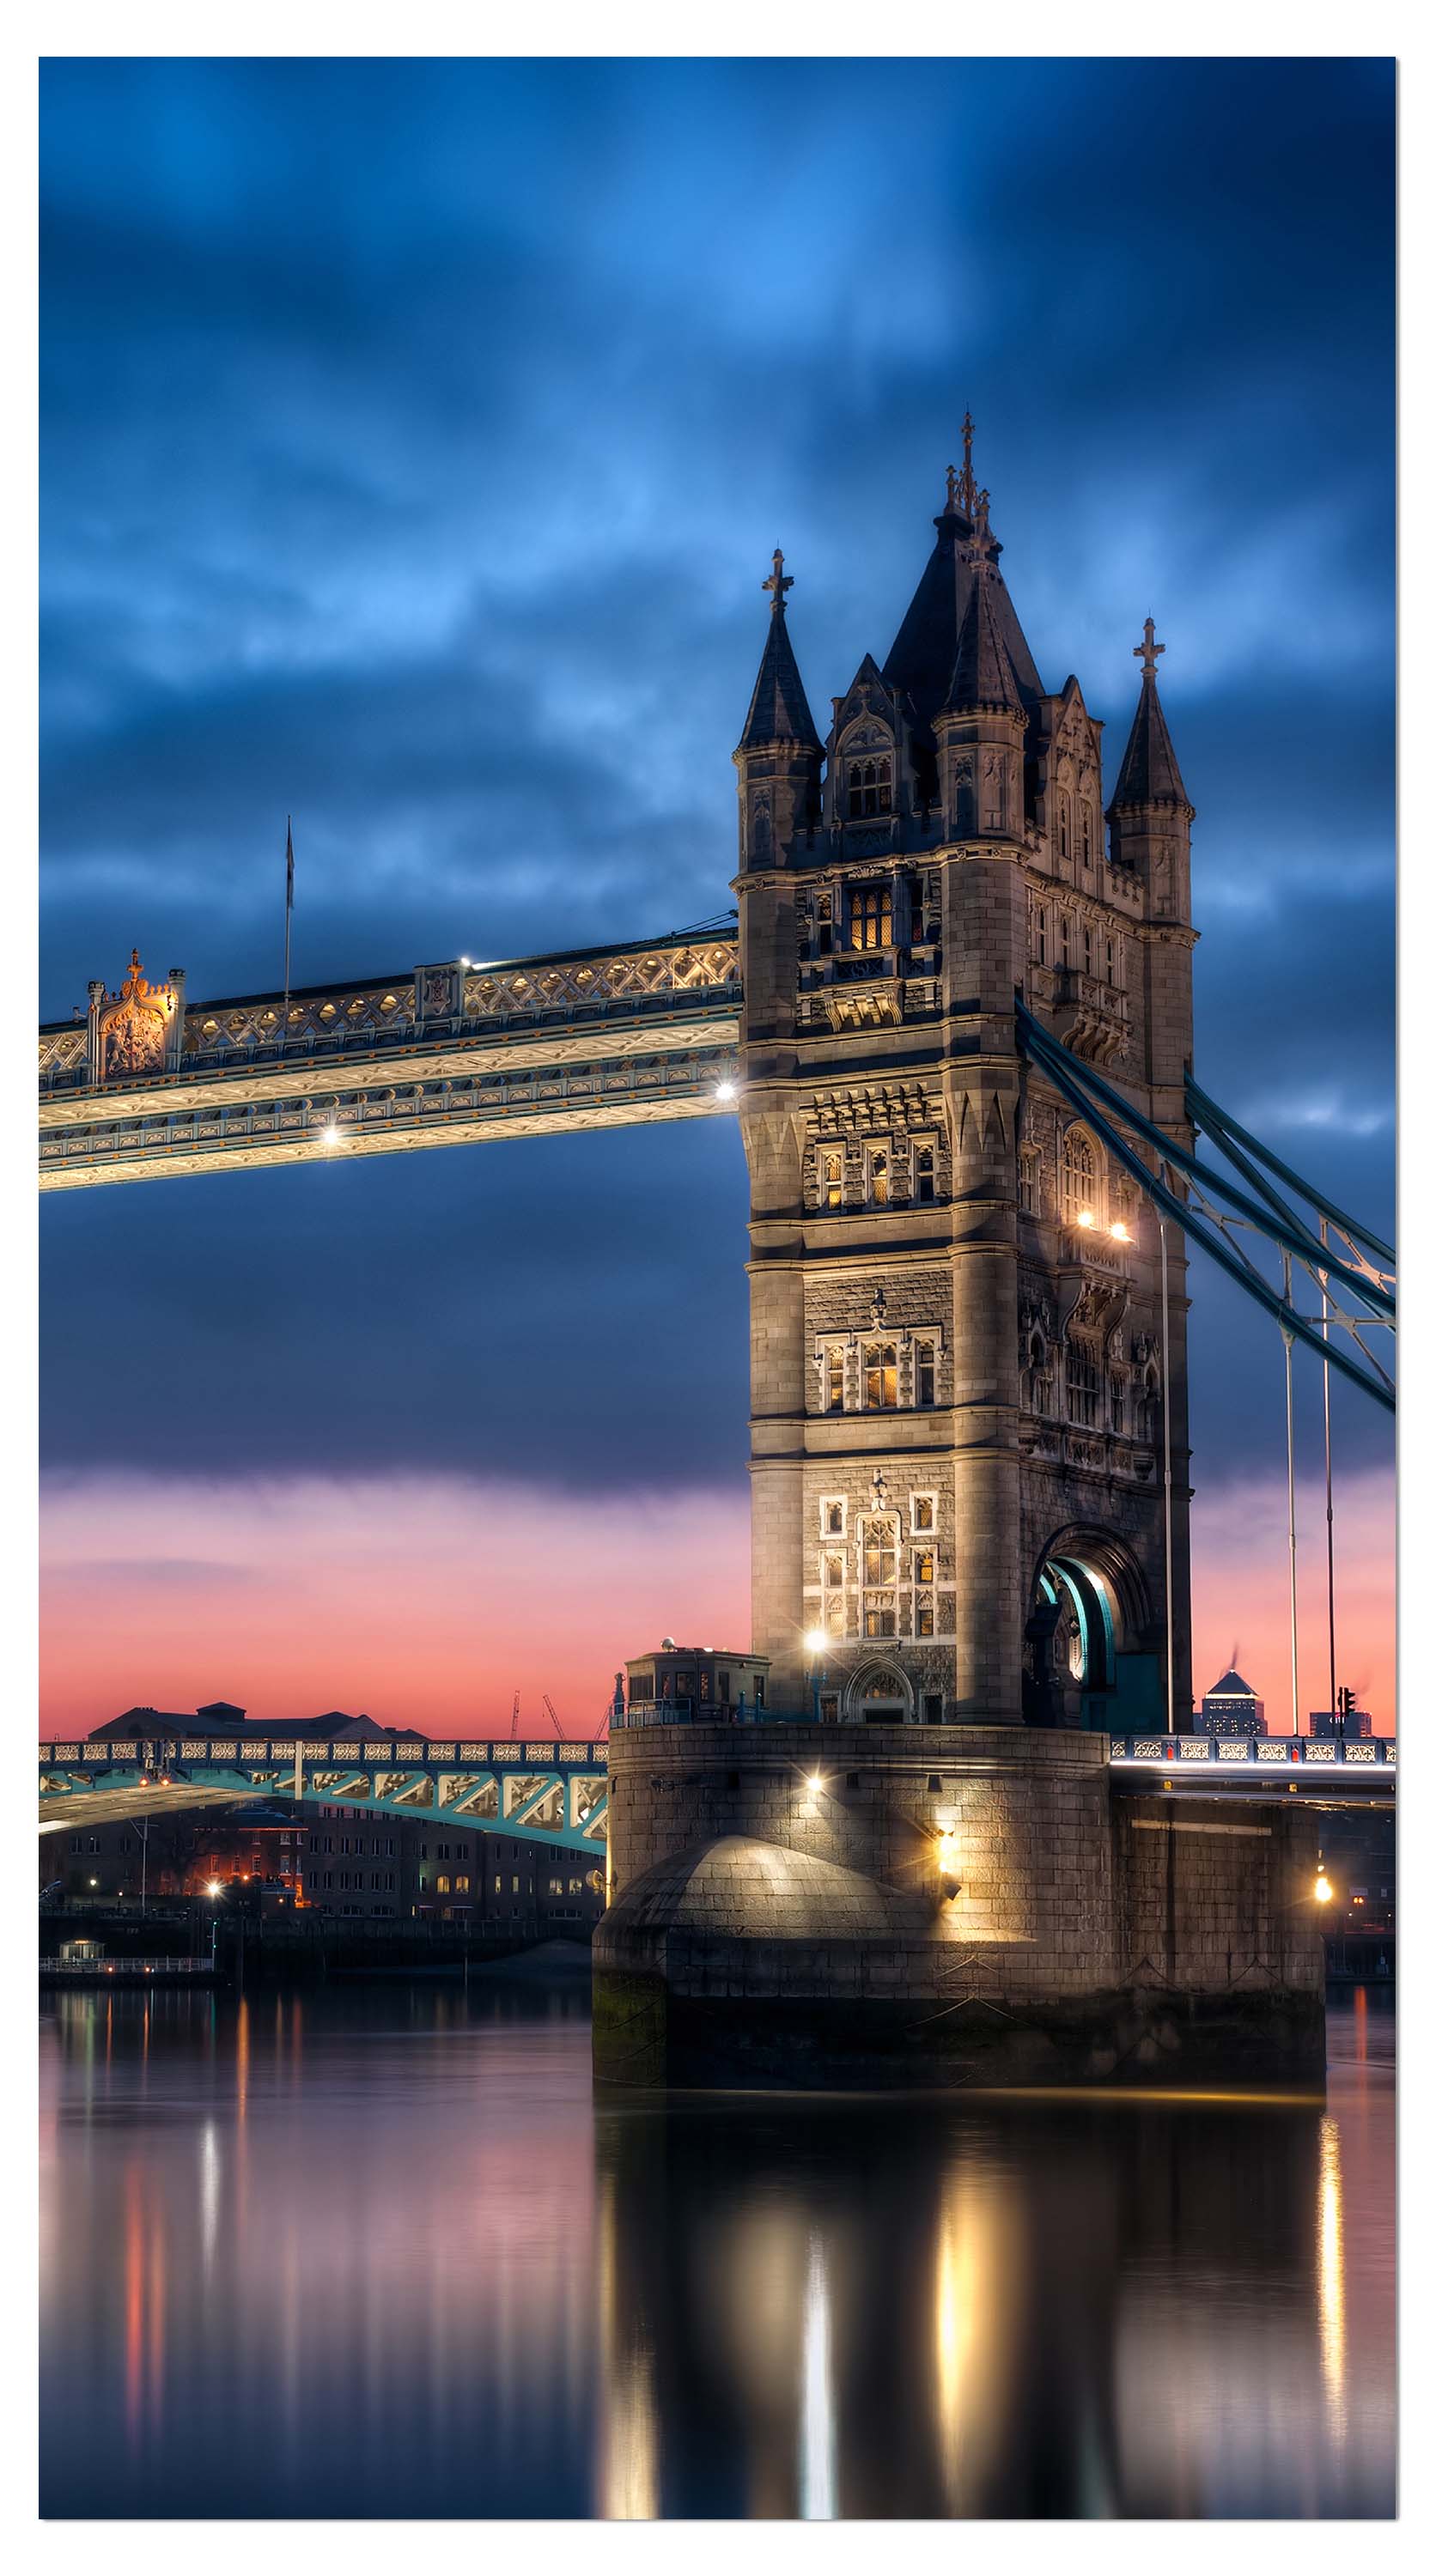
[1314,1874,1334,1904]
[803,1627,829,1655]
[1109,1220,1131,1242]
[715,1079,738,1103]
[460,957,471,968]
[88,1877,97,1887]
[936,1832,959,1874]
[321,1123,343,1150]
[205,1880,222,1899]
[1076,1208,1096,1229]
[806,1772,824,1792]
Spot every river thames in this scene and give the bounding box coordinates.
[39,1965,1394,2519]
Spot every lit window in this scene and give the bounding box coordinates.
[847,757,892,821]
[864,1596,897,1639]
[913,1496,935,1534]
[915,1595,935,1638]
[826,1349,845,1413]
[822,1150,843,1210]
[436,1875,450,1894]
[849,884,893,949]
[863,1526,898,1587]
[913,1550,935,1584]
[863,1342,898,1407]
[869,1150,890,1206]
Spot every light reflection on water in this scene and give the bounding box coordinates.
[39,1973,1394,2519]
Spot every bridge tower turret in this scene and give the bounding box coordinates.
[734,440,1195,1734]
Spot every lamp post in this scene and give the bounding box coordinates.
[803,1630,829,1723]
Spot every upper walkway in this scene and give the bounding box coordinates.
[39,928,740,1188]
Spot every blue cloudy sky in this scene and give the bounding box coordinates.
[38,57,1395,1722]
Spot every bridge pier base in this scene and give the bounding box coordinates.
[592,1725,1327,2090]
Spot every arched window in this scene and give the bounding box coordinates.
[1060,1126,1099,1226]
[1058,794,1071,859]
[1080,804,1092,867]
[820,1150,843,1210]
[847,755,892,819]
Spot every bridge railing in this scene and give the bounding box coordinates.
[1109,1735,1394,1767]
[40,1739,608,1768]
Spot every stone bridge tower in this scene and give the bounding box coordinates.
[733,433,1196,1732]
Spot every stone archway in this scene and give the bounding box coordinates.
[1025,1529,1153,1732]
[843,1660,915,1724]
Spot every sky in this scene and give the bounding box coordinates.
[38,56,1396,1735]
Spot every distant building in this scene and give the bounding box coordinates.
[1310,1699,1375,1740]
[1197,1668,1267,1737]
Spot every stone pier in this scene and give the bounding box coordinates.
[592,1724,1327,2089]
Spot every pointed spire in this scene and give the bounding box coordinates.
[1110,617,1190,807]
[943,558,1025,718]
[738,548,821,750]
[886,432,1042,729]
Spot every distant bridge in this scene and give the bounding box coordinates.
[38,929,740,1188]
[38,1734,610,1853]
[1108,1734,1394,1801]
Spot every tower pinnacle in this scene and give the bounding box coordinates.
[1134,616,1165,678]
[763,547,794,615]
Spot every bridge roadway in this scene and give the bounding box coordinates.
[39,1734,610,1853]
[39,928,740,1188]
[38,1728,1391,1849]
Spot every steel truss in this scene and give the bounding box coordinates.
[1014,998,1395,1413]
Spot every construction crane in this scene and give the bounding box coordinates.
[542,1692,567,1742]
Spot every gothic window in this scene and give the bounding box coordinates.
[914,1595,935,1638]
[1021,1324,1052,1415]
[1105,935,1117,984]
[863,1342,898,1408]
[863,1523,898,1587]
[1083,924,1094,975]
[867,1148,891,1206]
[824,1553,845,1590]
[816,894,833,957]
[1059,912,1073,969]
[850,883,893,949]
[982,750,1006,831]
[1036,906,1049,967]
[1080,804,1092,867]
[821,1150,843,1210]
[824,1348,845,1413]
[913,1549,935,1584]
[1065,1340,1101,1429]
[1110,1376,1128,1436]
[865,1597,898,1640]
[847,755,892,819]
[1061,1126,1100,1226]
[915,1340,937,1406]
[824,1499,845,1537]
[912,1495,935,1534]
[1018,1145,1040,1216]
[1058,795,1071,860]
[913,1139,936,1203]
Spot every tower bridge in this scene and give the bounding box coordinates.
[40,424,1394,2084]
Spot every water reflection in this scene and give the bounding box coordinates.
[40,1978,1393,2519]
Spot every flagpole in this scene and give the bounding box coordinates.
[283,816,294,1054]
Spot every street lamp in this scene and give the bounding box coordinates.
[1314,1874,1334,1906]
[205,1879,223,1899]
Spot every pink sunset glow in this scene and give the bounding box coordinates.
[39,1464,1394,1737]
